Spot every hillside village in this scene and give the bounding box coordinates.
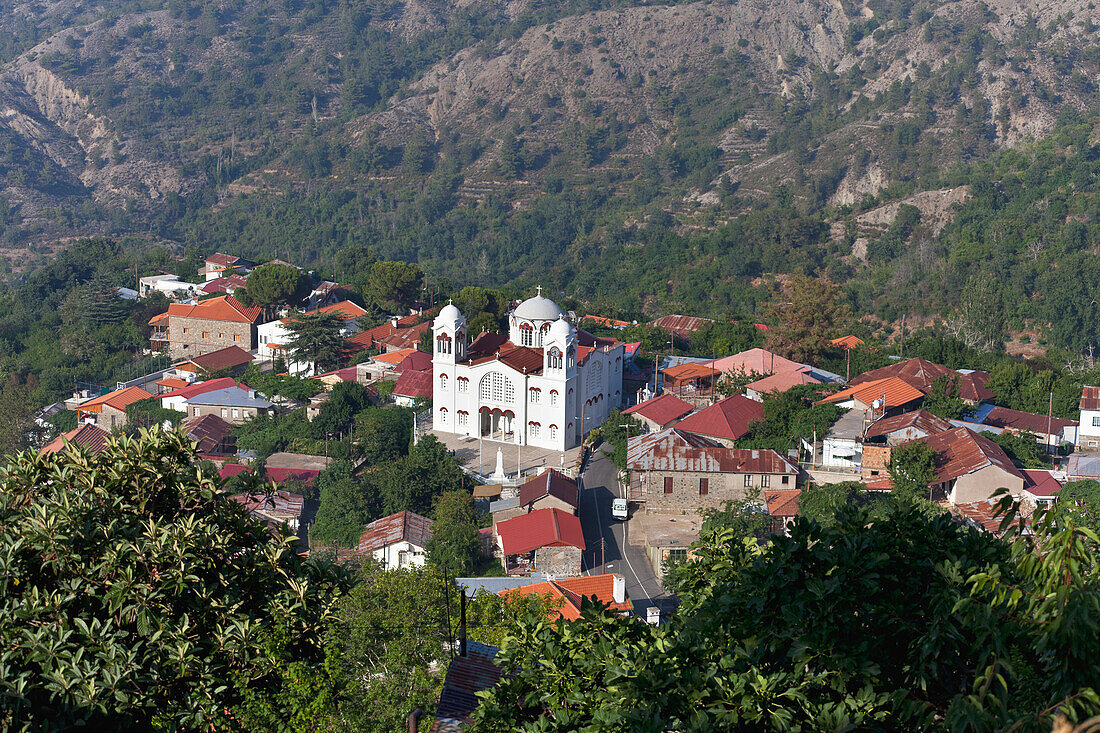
[27,249,1100,728]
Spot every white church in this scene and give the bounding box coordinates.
[432,290,625,452]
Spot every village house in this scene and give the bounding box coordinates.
[626,427,798,515]
[500,573,632,620]
[159,378,250,412]
[649,314,714,342]
[200,253,255,281]
[257,300,370,374]
[704,348,844,386]
[621,393,694,433]
[357,510,433,570]
[495,507,585,576]
[906,427,1025,505]
[765,489,801,535]
[201,273,249,296]
[181,414,236,458]
[1077,386,1100,449]
[138,273,198,299]
[345,313,431,354]
[229,490,305,533]
[179,386,273,424]
[41,423,111,456]
[849,357,995,405]
[172,345,254,379]
[660,362,720,404]
[859,410,954,477]
[490,469,579,527]
[75,386,154,430]
[150,295,262,358]
[744,370,826,401]
[670,394,765,446]
[971,404,1077,452]
[429,640,502,732]
[393,369,433,407]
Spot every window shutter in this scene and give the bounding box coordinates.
[663,477,673,495]
[699,478,709,495]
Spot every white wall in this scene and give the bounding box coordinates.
[822,437,861,468]
[372,540,427,570]
[1078,409,1100,448]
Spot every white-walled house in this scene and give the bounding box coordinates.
[357,511,433,570]
[431,291,625,452]
[1078,386,1100,450]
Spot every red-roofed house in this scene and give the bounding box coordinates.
[76,386,154,429]
[817,377,925,412]
[150,295,263,358]
[650,314,714,340]
[201,253,255,281]
[501,573,631,620]
[1022,469,1062,506]
[173,345,254,377]
[661,362,720,401]
[626,428,798,514]
[431,641,502,731]
[850,358,994,405]
[159,378,250,413]
[622,393,694,432]
[979,405,1077,450]
[744,370,825,401]
[765,489,801,535]
[41,423,111,456]
[393,369,433,406]
[904,427,1025,505]
[358,511,434,570]
[495,507,585,576]
[229,490,305,532]
[672,394,765,446]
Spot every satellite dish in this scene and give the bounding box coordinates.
[872,398,884,410]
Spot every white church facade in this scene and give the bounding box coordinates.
[431,291,625,452]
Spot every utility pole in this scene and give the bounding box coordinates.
[1047,391,1054,456]
[600,536,605,570]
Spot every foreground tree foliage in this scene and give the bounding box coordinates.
[474,502,1100,731]
[0,430,349,731]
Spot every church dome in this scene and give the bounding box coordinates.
[548,315,572,343]
[513,293,565,322]
[435,302,464,328]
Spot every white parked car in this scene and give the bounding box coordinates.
[612,498,629,521]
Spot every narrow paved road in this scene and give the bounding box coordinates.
[579,448,671,618]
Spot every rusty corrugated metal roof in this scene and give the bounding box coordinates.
[1081,385,1100,411]
[908,427,1024,485]
[626,427,797,474]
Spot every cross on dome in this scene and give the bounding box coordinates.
[536,286,542,296]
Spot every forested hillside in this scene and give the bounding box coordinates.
[3,0,1100,349]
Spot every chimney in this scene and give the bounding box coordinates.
[612,574,626,604]
[392,316,399,328]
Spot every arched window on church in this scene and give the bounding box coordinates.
[519,322,534,347]
[457,376,469,393]
[539,322,551,347]
[479,372,514,403]
[436,333,452,355]
[549,389,559,406]
[547,347,563,370]
[439,373,448,390]
[438,407,448,421]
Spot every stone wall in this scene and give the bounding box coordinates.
[861,444,891,477]
[169,316,255,358]
[639,468,795,515]
[534,545,582,577]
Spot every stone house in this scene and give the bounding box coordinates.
[491,469,579,527]
[626,427,798,515]
[495,507,585,576]
[173,345,254,378]
[179,386,273,424]
[860,410,953,478]
[906,427,1025,505]
[150,296,262,358]
[75,386,154,430]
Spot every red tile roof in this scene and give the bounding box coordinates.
[371,348,419,366]
[1081,386,1100,411]
[496,507,585,555]
[41,423,111,455]
[312,300,369,321]
[159,377,248,401]
[181,413,234,455]
[955,371,996,403]
[518,469,579,509]
[153,295,262,325]
[395,350,433,374]
[379,320,431,351]
[673,395,764,441]
[77,386,154,414]
[981,406,1076,436]
[156,377,189,390]
[177,345,254,373]
[467,332,509,358]
[622,393,694,425]
[830,335,866,349]
[206,253,245,267]
[358,510,434,553]
[650,314,714,336]
[201,274,248,294]
[434,641,502,725]
[393,369,433,400]
[765,489,801,517]
[662,362,719,380]
[850,357,955,390]
[468,344,545,374]
[626,427,798,474]
[745,370,824,395]
[1022,469,1062,497]
[705,349,806,376]
[911,427,1024,485]
[265,467,322,487]
[580,315,633,329]
[502,573,632,620]
[817,377,924,410]
[864,409,953,441]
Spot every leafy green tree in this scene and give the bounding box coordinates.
[763,275,851,362]
[313,382,372,437]
[355,406,413,465]
[310,460,379,546]
[922,374,967,419]
[364,260,423,314]
[238,262,310,310]
[983,429,1045,469]
[0,429,348,730]
[377,435,471,516]
[888,438,938,503]
[285,311,347,374]
[1053,479,1100,534]
[426,490,481,575]
[797,480,894,527]
[476,502,1100,730]
[736,384,841,453]
[696,320,764,357]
